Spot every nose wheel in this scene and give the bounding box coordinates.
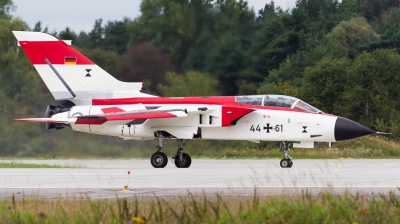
[280,158,293,168]
[279,141,293,168]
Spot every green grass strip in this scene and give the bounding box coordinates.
[0,163,63,168]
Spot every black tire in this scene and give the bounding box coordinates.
[280,158,292,168]
[151,152,168,168]
[174,153,192,168]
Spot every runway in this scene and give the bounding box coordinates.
[0,159,399,199]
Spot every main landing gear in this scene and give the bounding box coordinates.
[172,139,191,168]
[150,132,192,168]
[279,141,293,168]
[150,134,170,168]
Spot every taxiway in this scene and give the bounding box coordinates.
[0,159,399,199]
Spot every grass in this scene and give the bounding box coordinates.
[0,162,69,168]
[0,190,400,223]
[5,135,400,159]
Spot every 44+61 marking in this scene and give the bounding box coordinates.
[250,123,283,133]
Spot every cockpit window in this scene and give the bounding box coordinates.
[235,94,322,113]
[236,95,263,106]
[263,95,296,108]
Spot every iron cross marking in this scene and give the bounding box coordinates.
[264,123,273,133]
[85,69,92,77]
[302,126,308,133]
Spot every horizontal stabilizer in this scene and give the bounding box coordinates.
[16,109,188,126]
[15,118,76,124]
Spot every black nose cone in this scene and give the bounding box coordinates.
[334,117,375,141]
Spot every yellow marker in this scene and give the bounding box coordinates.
[331,163,342,168]
[132,217,147,224]
[359,209,370,215]
[122,185,129,192]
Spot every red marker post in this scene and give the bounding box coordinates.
[123,171,131,192]
[128,171,130,190]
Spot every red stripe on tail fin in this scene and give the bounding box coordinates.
[18,41,94,65]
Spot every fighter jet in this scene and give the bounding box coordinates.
[12,31,376,168]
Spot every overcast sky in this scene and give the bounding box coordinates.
[11,0,295,33]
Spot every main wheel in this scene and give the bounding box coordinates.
[151,152,168,168]
[280,158,292,168]
[174,153,192,168]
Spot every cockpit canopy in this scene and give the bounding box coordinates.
[236,95,322,113]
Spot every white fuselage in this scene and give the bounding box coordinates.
[57,104,338,148]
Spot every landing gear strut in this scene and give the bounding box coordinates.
[173,139,191,168]
[150,133,171,168]
[279,141,293,168]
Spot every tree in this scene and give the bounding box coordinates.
[32,21,48,32]
[344,49,400,132]
[202,34,246,94]
[360,7,400,52]
[251,8,296,77]
[128,0,198,64]
[58,27,77,42]
[0,0,15,19]
[256,1,277,23]
[330,17,379,58]
[337,0,361,21]
[301,57,350,114]
[102,18,130,54]
[74,31,95,49]
[257,82,300,97]
[79,48,124,80]
[158,71,220,97]
[266,36,347,86]
[124,42,176,93]
[89,18,104,48]
[357,0,399,22]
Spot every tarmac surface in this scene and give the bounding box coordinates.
[0,159,399,200]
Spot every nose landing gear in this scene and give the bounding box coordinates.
[279,141,293,168]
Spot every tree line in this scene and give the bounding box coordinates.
[1,0,400,156]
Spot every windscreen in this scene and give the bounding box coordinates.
[293,100,320,113]
[236,94,322,113]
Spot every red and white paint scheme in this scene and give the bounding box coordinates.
[13,31,376,168]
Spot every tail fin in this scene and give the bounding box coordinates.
[13,31,152,106]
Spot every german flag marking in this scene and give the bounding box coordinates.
[64,56,77,65]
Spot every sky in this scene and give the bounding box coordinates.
[11,0,295,33]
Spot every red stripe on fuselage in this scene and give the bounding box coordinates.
[75,112,177,125]
[222,106,254,126]
[106,112,177,121]
[93,96,235,106]
[18,41,94,65]
[92,96,336,116]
